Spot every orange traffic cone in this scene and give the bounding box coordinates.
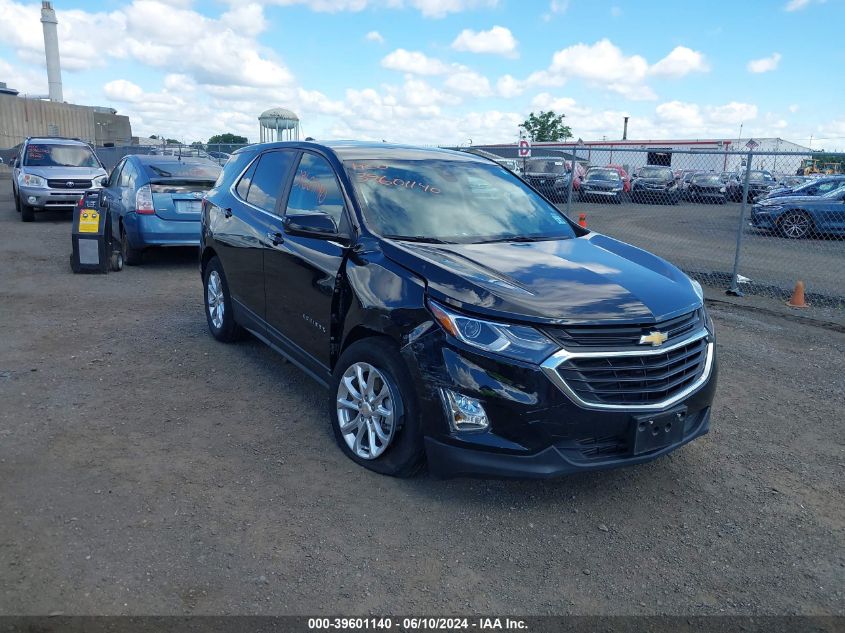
[578,213,587,228]
[786,280,808,308]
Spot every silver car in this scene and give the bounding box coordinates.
[12,137,107,222]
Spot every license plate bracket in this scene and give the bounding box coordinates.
[631,408,687,455]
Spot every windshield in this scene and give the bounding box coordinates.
[749,171,774,182]
[345,159,577,243]
[638,166,672,179]
[692,175,722,185]
[525,159,568,174]
[143,162,221,180]
[24,144,99,168]
[586,170,619,182]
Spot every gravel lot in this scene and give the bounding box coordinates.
[0,176,843,616]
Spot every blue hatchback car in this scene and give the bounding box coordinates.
[101,155,221,264]
[751,185,845,239]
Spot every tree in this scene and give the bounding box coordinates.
[207,133,249,154]
[208,133,248,145]
[520,111,572,142]
[190,141,204,149]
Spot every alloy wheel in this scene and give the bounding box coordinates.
[780,212,810,239]
[206,270,225,329]
[336,362,396,460]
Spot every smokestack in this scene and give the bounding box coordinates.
[622,116,629,140]
[40,1,63,102]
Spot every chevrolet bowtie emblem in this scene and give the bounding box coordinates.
[639,331,668,346]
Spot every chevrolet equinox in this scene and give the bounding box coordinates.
[200,141,717,478]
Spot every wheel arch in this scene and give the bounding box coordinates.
[200,246,218,276]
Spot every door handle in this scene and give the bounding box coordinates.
[266,231,284,246]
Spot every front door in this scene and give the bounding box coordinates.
[264,151,350,373]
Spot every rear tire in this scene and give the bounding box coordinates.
[330,339,425,477]
[120,227,143,265]
[203,256,245,342]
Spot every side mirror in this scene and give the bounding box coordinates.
[284,212,339,239]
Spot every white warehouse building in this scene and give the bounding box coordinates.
[471,138,814,176]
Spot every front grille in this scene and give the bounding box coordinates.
[47,179,92,189]
[544,309,702,349]
[553,336,709,406]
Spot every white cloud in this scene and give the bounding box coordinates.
[451,26,518,57]
[654,100,758,134]
[747,52,781,73]
[789,104,800,113]
[496,74,524,98]
[365,30,384,43]
[542,0,569,20]
[783,0,830,11]
[649,46,710,78]
[444,71,492,97]
[263,0,499,18]
[381,49,452,75]
[521,39,708,101]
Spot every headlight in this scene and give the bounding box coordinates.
[720,186,726,193]
[690,278,704,303]
[554,177,567,186]
[20,173,46,187]
[92,175,107,187]
[428,299,558,364]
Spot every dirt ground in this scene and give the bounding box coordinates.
[0,177,842,616]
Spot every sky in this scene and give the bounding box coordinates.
[0,0,843,149]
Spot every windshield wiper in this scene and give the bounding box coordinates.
[383,235,456,244]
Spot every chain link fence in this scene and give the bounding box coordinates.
[471,146,844,310]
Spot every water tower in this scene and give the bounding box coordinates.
[258,108,300,142]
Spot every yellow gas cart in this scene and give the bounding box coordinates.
[70,190,122,274]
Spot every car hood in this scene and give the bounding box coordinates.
[22,166,107,180]
[634,177,674,186]
[524,172,568,179]
[382,234,700,324]
[758,195,820,206]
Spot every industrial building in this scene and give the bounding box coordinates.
[466,138,815,176]
[0,2,133,151]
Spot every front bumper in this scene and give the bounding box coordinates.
[18,184,89,209]
[750,209,778,230]
[403,329,718,479]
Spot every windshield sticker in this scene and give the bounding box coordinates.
[293,170,328,204]
[357,172,441,194]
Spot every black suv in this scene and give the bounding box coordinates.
[200,141,717,478]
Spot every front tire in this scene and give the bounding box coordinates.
[331,339,425,477]
[203,256,245,342]
[18,195,35,222]
[778,210,812,239]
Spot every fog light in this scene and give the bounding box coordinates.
[440,388,489,432]
[27,196,37,204]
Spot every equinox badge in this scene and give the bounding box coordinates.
[639,331,668,346]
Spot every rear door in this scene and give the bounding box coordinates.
[264,151,351,373]
[222,150,298,325]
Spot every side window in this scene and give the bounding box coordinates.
[817,182,834,194]
[110,160,125,186]
[286,153,346,226]
[235,160,257,200]
[119,161,136,187]
[245,150,296,213]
